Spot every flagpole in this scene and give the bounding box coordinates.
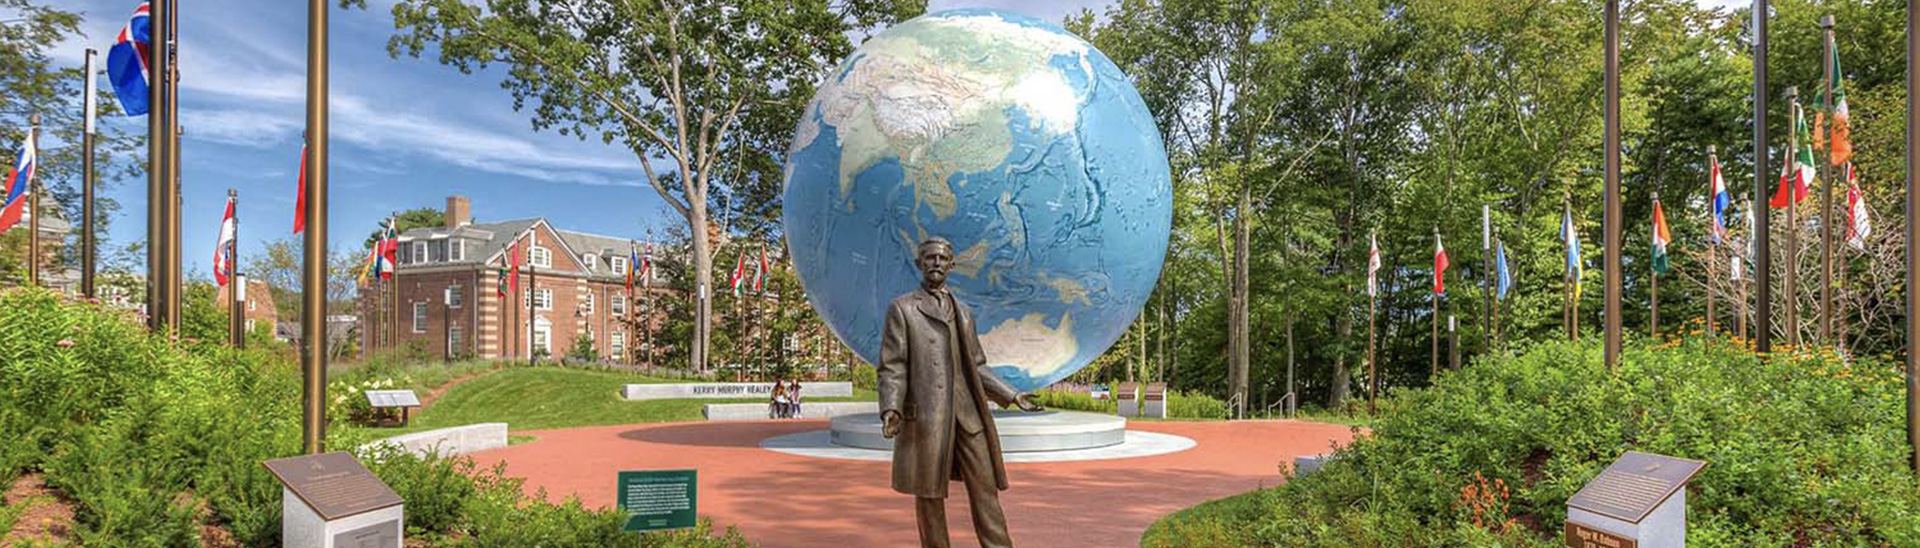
[26,115,38,287]
[1818,14,1836,344]
[82,48,97,299]
[1784,87,1802,347]
[164,0,182,331]
[1753,0,1773,354]
[299,0,330,455]
[1707,146,1719,336]
[1481,204,1492,354]
[1904,0,1919,474]
[1603,0,1624,370]
[229,189,243,348]
[1431,227,1440,382]
[146,0,168,331]
[1367,231,1378,414]
[1652,192,1660,339]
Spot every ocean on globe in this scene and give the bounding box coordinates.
[781,9,1172,393]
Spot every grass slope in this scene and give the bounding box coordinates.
[392,367,875,433]
[1143,333,1920,547]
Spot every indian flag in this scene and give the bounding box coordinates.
[1651,197,1671,276]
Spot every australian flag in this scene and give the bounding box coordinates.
[105,2,152,116]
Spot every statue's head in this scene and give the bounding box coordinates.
[914,238,955,288]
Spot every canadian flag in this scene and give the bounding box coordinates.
[1845,164,1871,251]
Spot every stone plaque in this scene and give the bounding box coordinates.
[617,469,697,533]
[1567,451,1705,524]
[332,519,399,548]
[364,390,420,408]
[1565,521,1638,548]
[264,452,404,521]
[623,382,853,401]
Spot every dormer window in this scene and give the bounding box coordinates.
[583,253,599,272]
[412,241,428,264]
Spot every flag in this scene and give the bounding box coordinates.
[1845,164,1871,251]
[640,242,654,288]
[1814,41,1853,165]
[729,252,747,296]
[496,263,510,297]
[1651,198,1672,276]
[293,145,308,233]
[625,243,637,293]
[1366,233,1381,298]
[1771,102,1814,208]
[1495,239,1512,300]
[356,234,378,287]
[104,2,152,117]
[1562,204,1583,300]
[0,137,35,235]
[372,219,397,279]
[754,247,770,293]
[1432,232,1449,295]
[1709,156,1730,243]
[213,196,236,286]
[506,237,520,295]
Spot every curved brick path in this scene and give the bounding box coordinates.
[465,420,1358,548]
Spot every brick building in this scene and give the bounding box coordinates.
[212,277,279,334]
[357,196,671,362]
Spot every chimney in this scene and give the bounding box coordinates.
[446,195,471,228]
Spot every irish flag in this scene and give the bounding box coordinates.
[1651,197,1671,276]
[1816,42,1853,166]
[1432,231,1449,295]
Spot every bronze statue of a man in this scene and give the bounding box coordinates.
[880,238,1042,548]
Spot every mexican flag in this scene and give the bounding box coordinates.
[1770,102,1814,208]
[1651,198,1672,276]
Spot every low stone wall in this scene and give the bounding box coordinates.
[624,382,854,401]
[361,423,508,458]
[703,401,879,421]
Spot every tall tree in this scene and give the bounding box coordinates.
[365,0,922,371]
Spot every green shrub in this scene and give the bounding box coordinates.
[1159,336,1920,547]
[830,363,877,391]
[1029,389,1115,413]
[1167,390,1228,419]
[0,287,762,547]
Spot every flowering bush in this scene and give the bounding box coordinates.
[328,375,415,425]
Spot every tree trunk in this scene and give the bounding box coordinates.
[688,200,713,373]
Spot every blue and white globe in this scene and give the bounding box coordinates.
[782,9,1172,393]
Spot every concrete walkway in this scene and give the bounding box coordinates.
[466,420,1358,548]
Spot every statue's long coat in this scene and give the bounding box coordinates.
[878,288,1021,498]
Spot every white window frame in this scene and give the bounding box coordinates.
[530,246,552,268]
[583,253,598,272]
[535,288,553,310]
[412,302,428,332]
[412,241,428,264]
[582,292,595,314]
[611,292,627,316]
[610,256,628,275]
[611,331,626,354]
[448,323,463,354]
[447,284,464,308]
[449,240,465,262]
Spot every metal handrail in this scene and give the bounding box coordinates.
[1266,392,1296,419]
[1227,392,1244,420]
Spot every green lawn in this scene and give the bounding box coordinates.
[375,366,874,435]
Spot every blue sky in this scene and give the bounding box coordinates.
[45,0,1738,279]
[44,0,1110,279]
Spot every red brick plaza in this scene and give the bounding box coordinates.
[467,419,1357,548]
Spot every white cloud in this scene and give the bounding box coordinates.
[181,108,301,147]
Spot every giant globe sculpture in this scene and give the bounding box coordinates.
[781,9,1172,393]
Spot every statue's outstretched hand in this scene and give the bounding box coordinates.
[1014,393,1044,412]
[881,410,903,439]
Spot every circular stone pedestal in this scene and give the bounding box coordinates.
[830,410,1126,453]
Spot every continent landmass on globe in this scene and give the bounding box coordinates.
[782,9,1172,393]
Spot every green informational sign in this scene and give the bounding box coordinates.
[617,469,698,533]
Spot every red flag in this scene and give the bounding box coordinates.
[293,145,307,233]
[508,238,520,294]
[1433,233,1449,295]
[213,196,236,286]
[754,247,770,292]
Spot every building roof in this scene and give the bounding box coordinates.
[397,218,670,282]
